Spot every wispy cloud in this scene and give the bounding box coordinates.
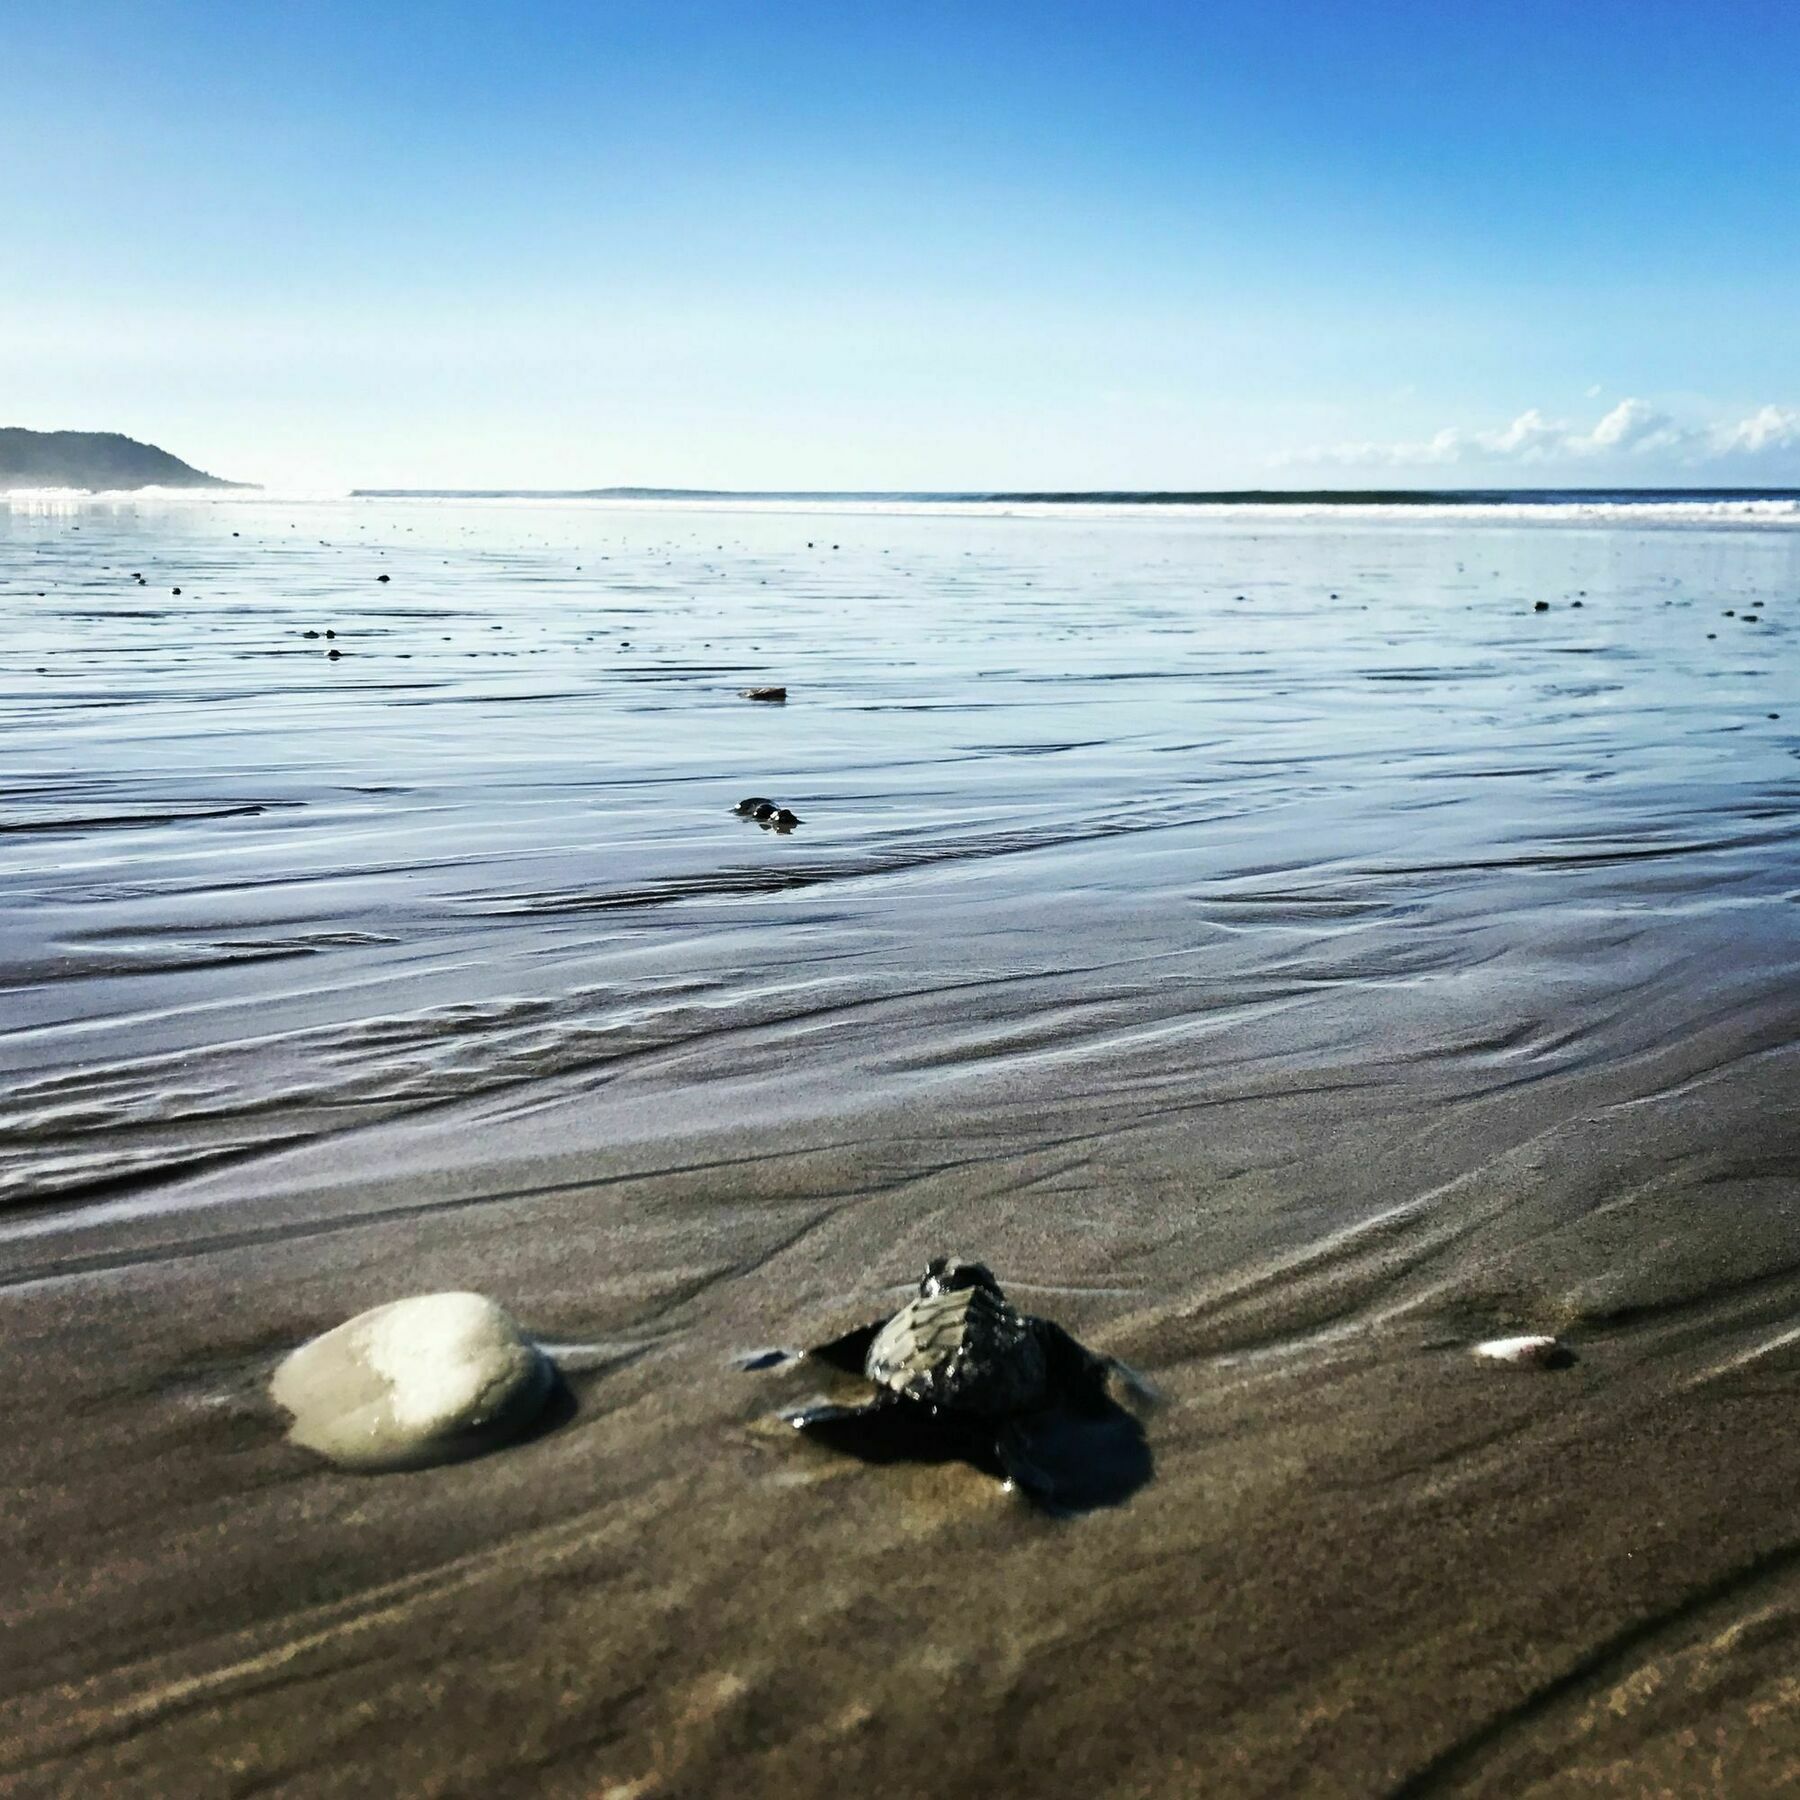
[1275,399,1800,470]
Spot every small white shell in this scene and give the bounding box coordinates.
[1472,1334,1564,1368]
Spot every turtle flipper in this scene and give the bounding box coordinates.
[787,1393,999,1470]
[1032,1318,1124,1416]
[993,1422,1061,1506]
[783,1396,893,1432]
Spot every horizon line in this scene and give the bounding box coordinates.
[345,484,1800,504]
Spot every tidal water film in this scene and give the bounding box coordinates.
[4,494,1799,1794]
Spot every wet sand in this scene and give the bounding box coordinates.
[3,496,1799,1795]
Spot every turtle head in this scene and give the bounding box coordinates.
[920,1257,1003,1300]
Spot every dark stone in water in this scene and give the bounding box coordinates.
[1533,601,1550,612]
[377,573,390,582]
[172,587,181,595]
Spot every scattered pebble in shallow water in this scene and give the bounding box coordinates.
[1472,1335,1568,1369]
[271,1291,554,1471]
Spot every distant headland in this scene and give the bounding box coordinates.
[0,428,253,492]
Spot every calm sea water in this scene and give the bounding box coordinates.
[2,495,1796,1210]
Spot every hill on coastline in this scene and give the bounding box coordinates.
[0,428,252,492]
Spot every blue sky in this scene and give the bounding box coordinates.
[4,0,1797,489]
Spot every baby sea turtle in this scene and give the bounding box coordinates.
[778,1257,1143,1506]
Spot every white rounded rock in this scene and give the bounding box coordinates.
[1472,1334,1565,1369]
[272,1292,553,1470]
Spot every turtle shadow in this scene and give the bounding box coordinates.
[791,1323,1155,1516]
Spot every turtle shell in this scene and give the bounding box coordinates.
[863,1283,1048,1416]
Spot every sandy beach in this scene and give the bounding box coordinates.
[4,494,1800,1796]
